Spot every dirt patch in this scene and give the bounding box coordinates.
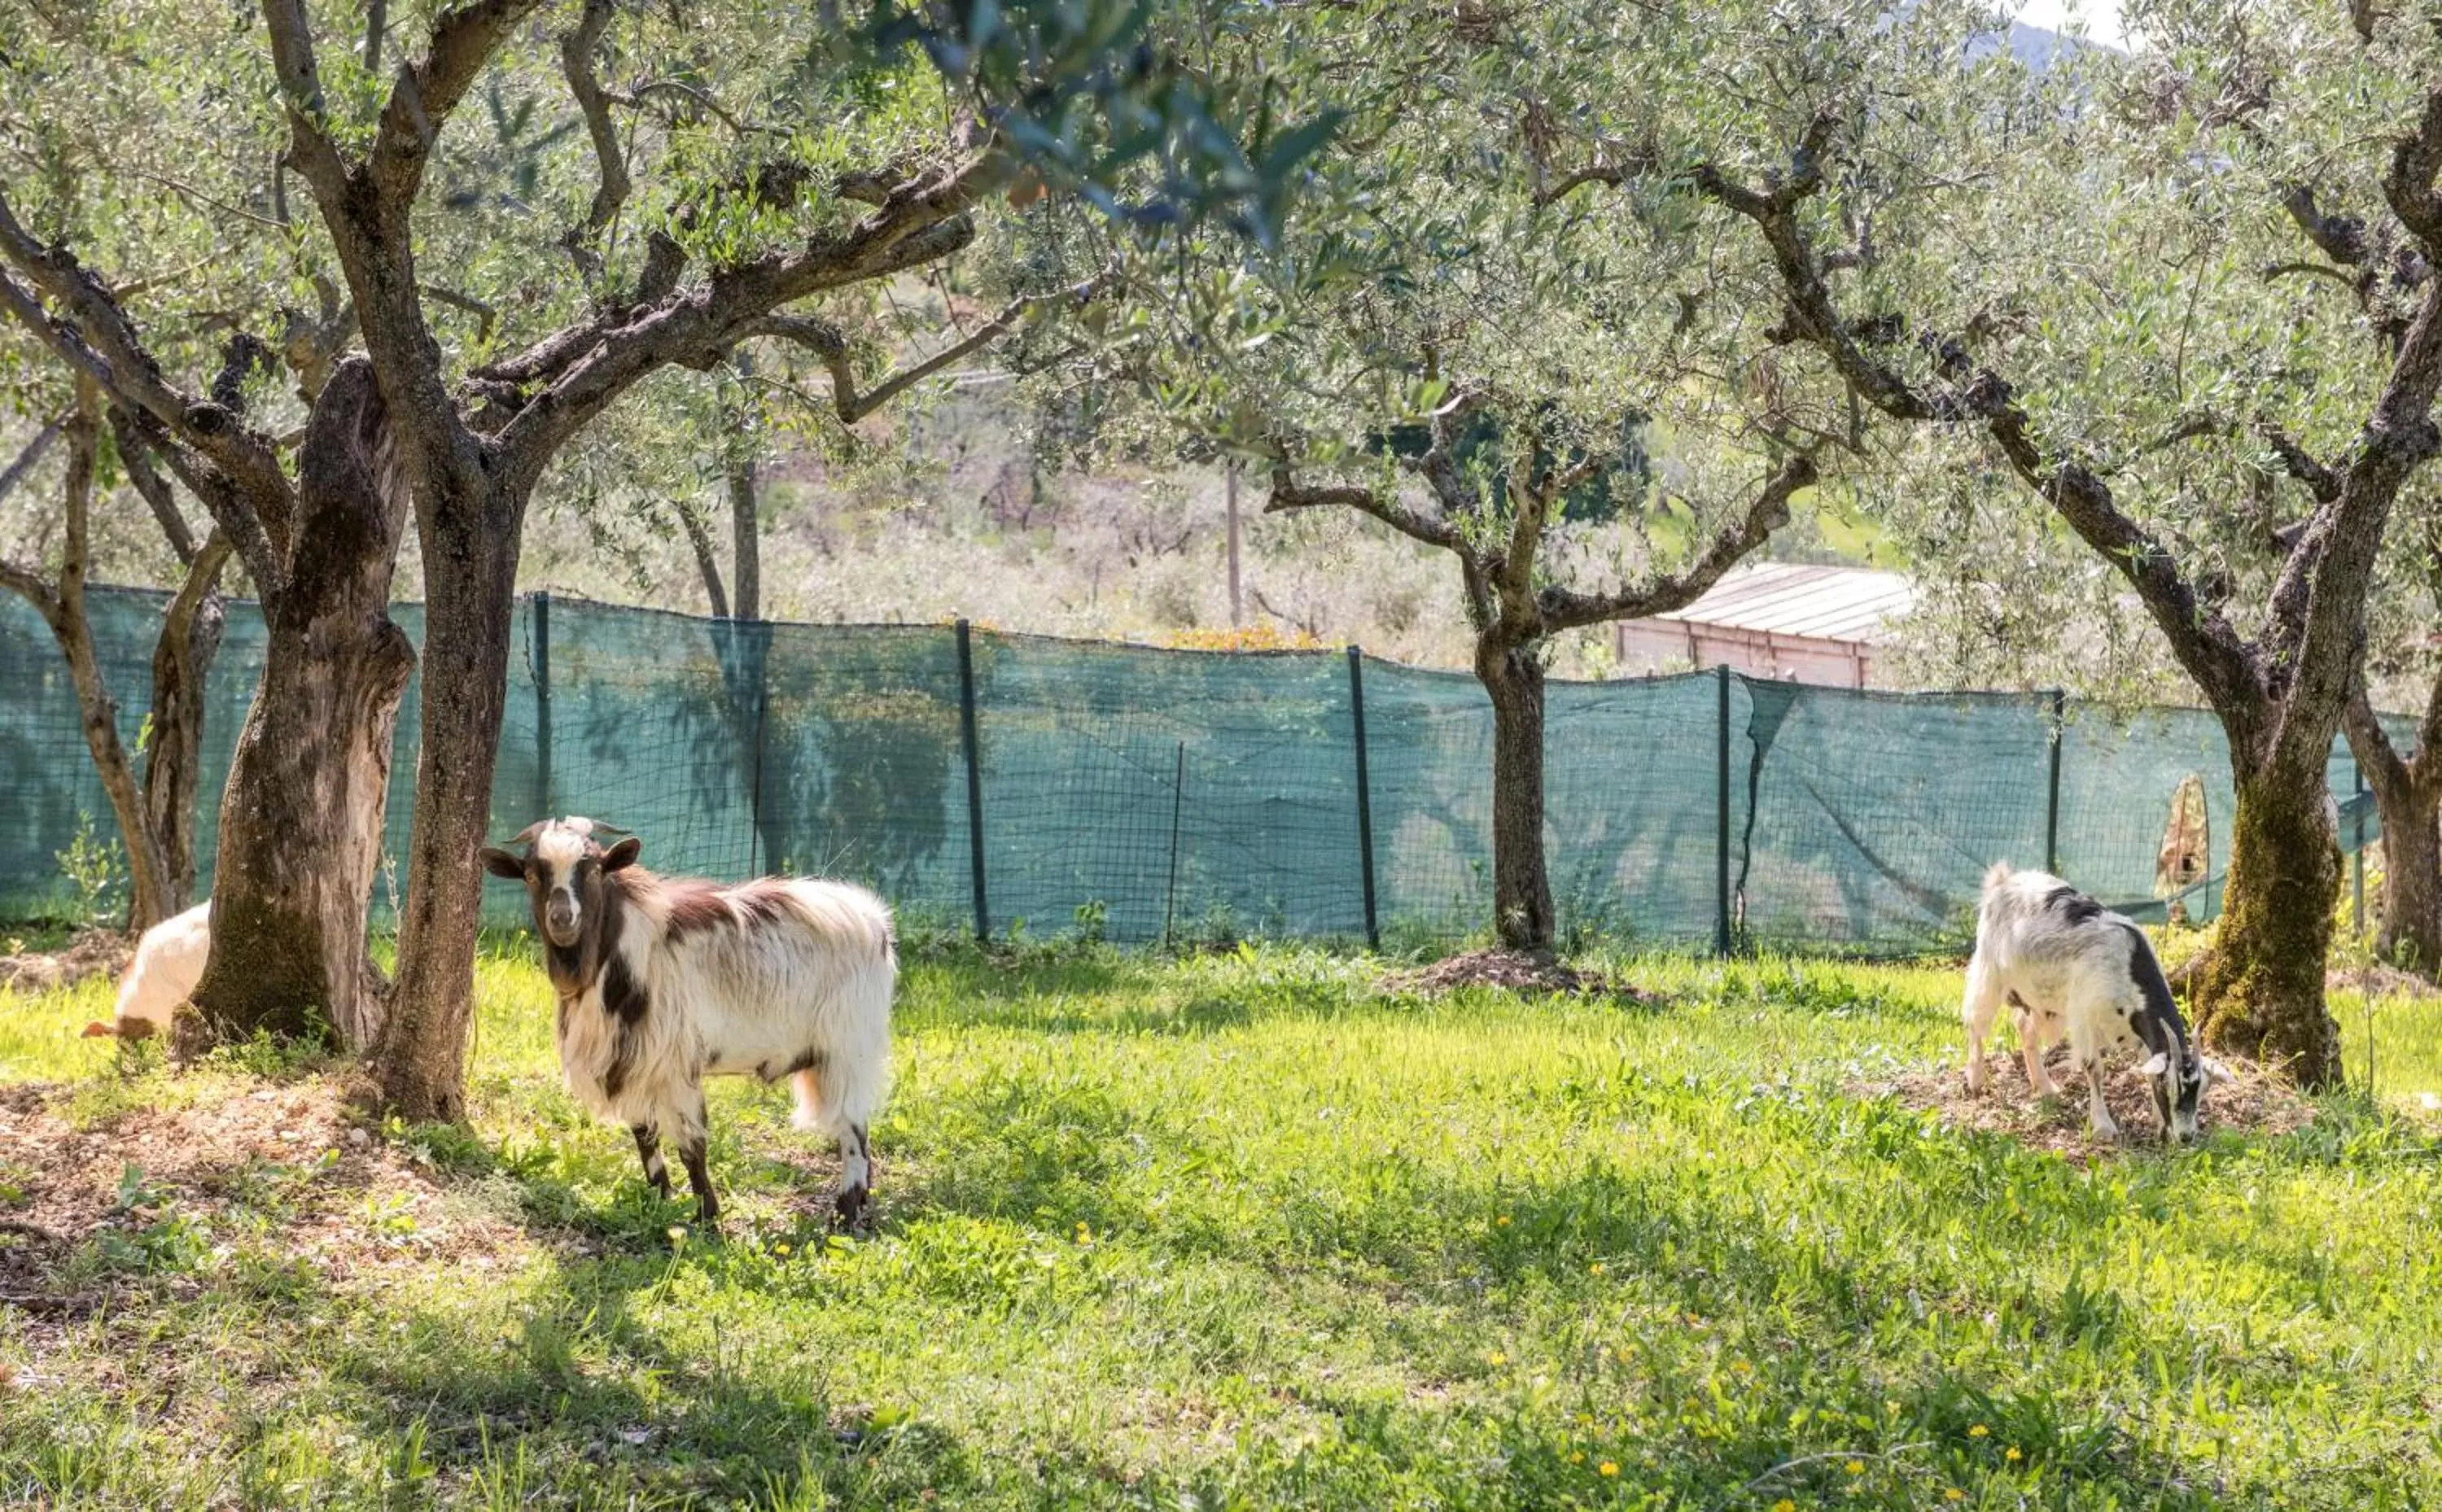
[1381,950,1665,1005]
[0,1074,542,1318]
[1853,1048,2317,1159]
[0,929,132,995]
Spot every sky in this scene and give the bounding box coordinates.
[2013,0,2128,46]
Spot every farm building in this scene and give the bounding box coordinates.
[1613,562,1914,688]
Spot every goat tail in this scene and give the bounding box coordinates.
[790,953,894,1134]
[791,1047,887,1134]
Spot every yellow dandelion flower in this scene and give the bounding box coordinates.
[1845,1460,1864,1475]
[1772,1501,1796,1512]
[1487,1351,1507,1366]
[1496,1215,1512,1228]
[1568,1452,1585,1465]
[773,1242,792,1257]
[1945,1492,1966,1503]
[2006,1446,2023,1462]
[1589,1261,1604,1275]
[1968,1424,1989,1438]
[1598,1462,1618,1478]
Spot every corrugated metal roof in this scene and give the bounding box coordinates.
[1647,562,1913,645]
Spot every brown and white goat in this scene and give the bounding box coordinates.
[481,818,895,1225]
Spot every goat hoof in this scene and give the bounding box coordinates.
[832,1186,870,1230]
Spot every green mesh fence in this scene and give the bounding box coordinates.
[0,587,2400,951]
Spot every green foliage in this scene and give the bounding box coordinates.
[52,810,124,929]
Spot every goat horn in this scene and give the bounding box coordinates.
[567,818,631,837]
[501,820,548,846]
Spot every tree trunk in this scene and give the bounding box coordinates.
[142,535,232,913]
[1477,632,1554,954]
[377,487,521,1121]
[2344,683,2442,977]
[674,496,729,618]
[39,403,177,930]
[2374,778,2442,972]
[190,360,414,1051]
[2195,744,2346,1088]
[727,452,759,623]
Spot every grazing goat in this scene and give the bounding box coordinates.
[481,819,895,1225]
[1963,863,2225,1143]
[81,901,210,1042]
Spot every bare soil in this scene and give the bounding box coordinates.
[1381,949,1666,1005]
[1853,1047,2317,1160]
[0,1075,542,1318]
[0,929,132,995]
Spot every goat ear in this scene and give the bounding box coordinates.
[479,847,527,880]
[81,1020,116,1038]
[2139,1052,2170,1077]
[602,837,643,872]
[2201,1055,2234,1084]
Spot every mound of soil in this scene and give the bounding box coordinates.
[1381,949,1665,1005]
[0,929,132,994]
[0,1077,538,1319]
[1853,1047,2316,1159]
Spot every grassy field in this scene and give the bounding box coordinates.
[1,942,2440,1510]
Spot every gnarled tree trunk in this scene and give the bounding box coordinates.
[145,535,234,913]
[376,491,519,1121]
[2195,744,2347,1083]
[1477,632,1554,954]
[2374,780,2442,972]
[2344,682,2442,976]
[190,360,414,1051]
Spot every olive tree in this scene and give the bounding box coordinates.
[1057,0,1830,954]
[2,0,1319,1115]
[1665,0,2442,1085]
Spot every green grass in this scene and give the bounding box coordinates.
[2,942,2440,1508]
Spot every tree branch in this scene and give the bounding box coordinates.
[1693,141,2261,716]
[109,409,199,564]
[2344,675,2411,799]
[1265,465,1464,551]
[2260,421,2342,503]
[2385,88,2442,255]
[0,416,60,508]
[751,270,1107,425]
[671,495,729,619]
[560,0,628,265]
[0,196,293,536]
[485,152,1010,486]
[1539,451,1815,631]
[370,0,549,206]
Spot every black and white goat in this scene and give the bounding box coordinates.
[481,818,895,1224]
[1963,862,2227,1143]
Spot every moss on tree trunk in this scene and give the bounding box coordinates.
[2195,758,2346,1088]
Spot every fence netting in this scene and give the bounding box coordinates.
[0,588,2399,952]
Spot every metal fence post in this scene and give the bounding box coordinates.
[956,618,988,942]
[2045,688,2065,876]
[2353,758,2367,941]
[1165,741,1186,947]
[1346,645,1380,950]
[531,591,552,822]
[746,619,770,876]
[1715,664,1731,957]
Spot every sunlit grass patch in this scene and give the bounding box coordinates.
[0,940,2435,1507]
